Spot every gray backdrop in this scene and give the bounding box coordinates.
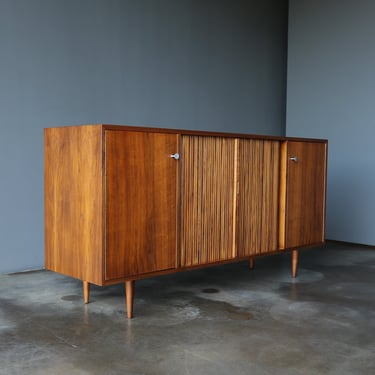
[0,0,288,273]
[287,0,375,245]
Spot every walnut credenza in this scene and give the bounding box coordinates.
[44,124,327,318]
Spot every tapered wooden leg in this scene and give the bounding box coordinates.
[83,281,90,304]
[292,250,299,278]
[125,280,135,319]
[249,257,254,270]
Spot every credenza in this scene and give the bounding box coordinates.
[44,124,327,318]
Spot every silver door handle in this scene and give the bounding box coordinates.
[289,156,298,162]
[170,153,180,160]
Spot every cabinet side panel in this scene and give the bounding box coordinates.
[44,126,103,285]
[105,130,178,280]
[237,140,279,256]
[181,136,236,267]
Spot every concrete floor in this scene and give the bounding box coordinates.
[1,242,375,375]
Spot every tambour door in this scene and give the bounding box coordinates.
[181,136,237,267]
[282,141,327,249]
[105,130,179,280]
[237,140,280,256]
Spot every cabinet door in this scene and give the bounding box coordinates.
[237,140,280,256]
[181,136,237,267]
[281,141,327,249]
[105,130,179,280]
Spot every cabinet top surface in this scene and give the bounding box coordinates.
[44,124,328,143]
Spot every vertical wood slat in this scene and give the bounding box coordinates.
[262,141,280,252]
[181,136,237,267]
[278,141,288,249]
[236,140,280,256]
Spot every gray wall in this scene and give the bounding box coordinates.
[0,0,288,273]
[287,0,375,245]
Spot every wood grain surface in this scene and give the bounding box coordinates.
[283,141,327,248]
[237,140,280,256]
[44,125,104,285]
[105,130,179,279]
[45,123,327,298]
[181,136,237,267]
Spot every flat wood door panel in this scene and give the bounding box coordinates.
[284,141,327,248]
[237,140,279,256]
[105,130,179,279]
[181,136,237,267]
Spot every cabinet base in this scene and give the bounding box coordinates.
[81,251,300,318]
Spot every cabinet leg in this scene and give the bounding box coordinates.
[125,280,135,319]
[249,257,254,270]
[83,281,90,304]
[292,250,299,278]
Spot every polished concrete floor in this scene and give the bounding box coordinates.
[1,242,375,375]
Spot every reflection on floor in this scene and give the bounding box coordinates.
[1,242,375,375]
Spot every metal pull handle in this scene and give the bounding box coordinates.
[170,153,180,160]
[289,156,298,163]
